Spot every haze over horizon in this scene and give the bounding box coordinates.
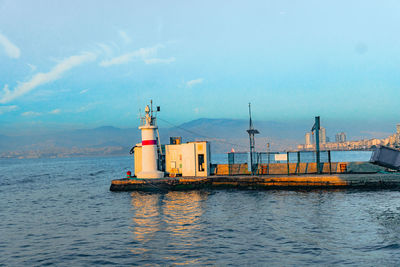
[1,0,400,137]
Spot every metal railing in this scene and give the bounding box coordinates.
[140,116,157,127]
[227,151,332,175]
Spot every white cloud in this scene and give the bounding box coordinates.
[186,78,204,88]
[21,111,41,117]
[27,63,37,72]
[96,43,113,57]
[144,57,176,64]
[0,105,18,114]
[0,33,20,58]
[99,45,164,67]
[0,52,97,103]
[118,30,131,44]
[49,109,61,114]
[79,89,89,94]
[77,102,100,113]
[100,53,132,67]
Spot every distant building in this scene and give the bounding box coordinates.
[335,134,339,143]
[304,132,313,149]
[335,132,346,143]
[340,132,347,142]
[298,123,400,151]
[320,127,326,144]
[396,124,400,146]
[305,132,311,146]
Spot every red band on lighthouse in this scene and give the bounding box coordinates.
[142,140,157,146]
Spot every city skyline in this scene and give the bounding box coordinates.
[299,122,400,151]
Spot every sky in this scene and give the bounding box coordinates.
[1,0,400,136]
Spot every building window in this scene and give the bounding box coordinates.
[198,154,205,172]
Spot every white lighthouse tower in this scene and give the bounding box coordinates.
[136,103,164,179]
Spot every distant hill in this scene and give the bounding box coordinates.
[0,126,138,158]
[161,118,306,152]
[0,117,395,158]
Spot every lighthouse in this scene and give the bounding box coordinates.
[136,103,164,179]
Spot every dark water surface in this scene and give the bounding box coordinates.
[1,156,400,266]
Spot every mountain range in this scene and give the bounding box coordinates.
[0,118,396,158]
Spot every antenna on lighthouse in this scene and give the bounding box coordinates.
[246,103,259,175]
[150,99,153,118]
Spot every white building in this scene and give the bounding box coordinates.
[165,141,211,177]
[134,140,211,178]
[305,132,311,146]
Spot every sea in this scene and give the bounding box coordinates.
[2,151,400,266]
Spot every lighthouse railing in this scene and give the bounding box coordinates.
[140,117,157,127]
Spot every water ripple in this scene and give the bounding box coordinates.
[1,157,400,265]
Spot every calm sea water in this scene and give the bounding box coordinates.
[2,153,400,266]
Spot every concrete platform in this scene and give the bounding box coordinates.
[110,173,400,191]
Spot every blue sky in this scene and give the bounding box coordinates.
[1,0,400,135]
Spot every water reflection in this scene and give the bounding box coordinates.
[130,192,161,243]
[130,191,208,265]
[164,192,204,231]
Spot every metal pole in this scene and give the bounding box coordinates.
[328,150,331,174]
[315,116,321,174]
[249,104,253,174]
[297,151,300,175]
[150,99,153,118]
[228,153,232,175]
[287,152,290,175]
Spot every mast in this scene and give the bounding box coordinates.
[246,103,259,175]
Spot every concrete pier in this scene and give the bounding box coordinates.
[110,173,400,191]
